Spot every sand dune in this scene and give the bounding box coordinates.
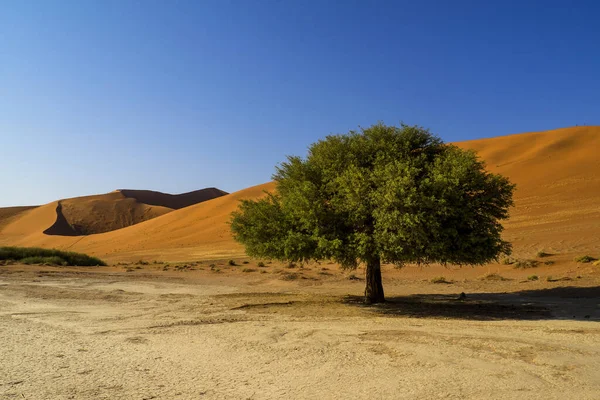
[457,126,600,259]
[0,188,227,238]
[1,126,598,262]
[0,206,38,231]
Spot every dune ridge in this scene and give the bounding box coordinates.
[1,126,598,262]
[118,188,228,209]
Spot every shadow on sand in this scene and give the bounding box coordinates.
[344,286,600,322]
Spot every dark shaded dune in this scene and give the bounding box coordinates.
[43,202,78,236]
[0,206,38,230]
[47,192,173,236]
[118,188,228,209]
[41,188,228,236]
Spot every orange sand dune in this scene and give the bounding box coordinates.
[1,126,598,263]
[0,206,38,231]
[0,188,227,238]
[457,126,600,258]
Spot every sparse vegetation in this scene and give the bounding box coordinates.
[574,255,597,263]
[136,260,150,265]
[480,273,509,281]
[228,260,237,266]
[280,272,299,281]
[513,259,539,269]
[242,268,256,273]
[547,276,573,282]
[21,256,66,266]
[430,276,452,284]
[536,251,552,258]
[544,260,555,266]
[257,261,266,268]
[527,275,539,281]
[0,247,106,266]
[348,274,361,281]
[286,262,296,269]
[242,261,249,264]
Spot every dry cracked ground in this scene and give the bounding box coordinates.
[1,265,599,400]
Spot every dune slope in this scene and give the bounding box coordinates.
[457,126,600,258]
[0,206,38,231]
[1,126,598,262]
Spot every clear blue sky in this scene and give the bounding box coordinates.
[1,1,598,206]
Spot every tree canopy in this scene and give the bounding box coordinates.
[230,123,515,303]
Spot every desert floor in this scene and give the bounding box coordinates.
[1,262,599,400]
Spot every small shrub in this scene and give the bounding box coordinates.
[257,261,266,268]
[242,261,249,264]
[318,271,332,276]
[501,257,515,265]
[348,274,361,281]
[544,260,555,266]
[242,268,256,273]
[228,260,237,266]
[527,275,539,281]
[547,276,573,282]
[137,260,150,265]
[574,255,597,263]
[260,270,267,274]
[430,276,452,284]
[280,272,299,281]
[536,251,552,258]
[286,262,297,269]
[480,273,509,281]
[513,259,539,269]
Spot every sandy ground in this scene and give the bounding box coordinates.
[1,263,600,400]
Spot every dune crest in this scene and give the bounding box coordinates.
[118,187,228,210]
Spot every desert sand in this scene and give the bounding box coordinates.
[1,263,599,400]
[1,126,600,399]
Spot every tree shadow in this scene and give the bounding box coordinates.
[344,286,600,322]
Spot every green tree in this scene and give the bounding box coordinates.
[231,123,515,303]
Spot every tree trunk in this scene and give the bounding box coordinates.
[364,256,385,304]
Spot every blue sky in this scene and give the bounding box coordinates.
[1,1,598,206]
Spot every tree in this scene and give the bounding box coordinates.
[230,123,515,303]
